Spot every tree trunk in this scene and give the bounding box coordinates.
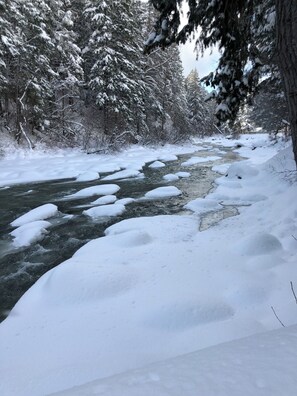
[276,0,297,167]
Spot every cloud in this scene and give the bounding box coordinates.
[179,42,220,78]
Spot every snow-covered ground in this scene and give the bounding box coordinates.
[1,134,297,396]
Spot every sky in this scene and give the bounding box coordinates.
[179,41,220,78]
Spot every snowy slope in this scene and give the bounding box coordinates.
[0,134,297,395]
[53,325,297,396]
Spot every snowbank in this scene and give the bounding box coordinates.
[1,134,297,396]
[54,325,297,396]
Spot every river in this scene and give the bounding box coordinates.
[0,144,241,321]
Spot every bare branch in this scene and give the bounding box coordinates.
[271,306,285,327]
[290,281,297,305]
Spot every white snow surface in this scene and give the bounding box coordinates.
[181,155,221,166]
[10,220,51,247]
[10,203,58,227]
[75,171,100,182]
[144,186,182,199]
[0,143,198,187]
[83,204,126,218]
[91,195,117,205]
[64,184,120,199]
[148,160,166,168]
[1,134,297,396]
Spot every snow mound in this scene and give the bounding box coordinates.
[149,161,166,168]
[144,186,182,199]
[11,203,58,227]
[75,172,100,182]
[175,171,191,178]
[235,233,283,256]
[10,220,51,247]
[226,162,259,179]
[163,173,179,182]
[158,154,178,161]
[83,204,125,218]
[64,184,120,199]
[103,169,141,181]
[91,195,117,205]
[116,198,135,205]
[184,198,222,213]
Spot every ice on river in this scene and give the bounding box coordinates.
[10,203,58,227]
[64,184,120,200]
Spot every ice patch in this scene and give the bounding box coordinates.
[10,220,51,247]
[11,203,58,227]
[144,186,182,199]
[83,204,126,218]
[64,184,120,199]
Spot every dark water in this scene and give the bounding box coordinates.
[0,145,239,321]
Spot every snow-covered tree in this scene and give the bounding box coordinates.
[83,0,145,139]
[185,69,214,136]
[145,0,297,165]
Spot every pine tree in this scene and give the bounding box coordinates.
[83,0,145,140]
[185,69,211,136]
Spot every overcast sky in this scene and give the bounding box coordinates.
[179,42,220,78]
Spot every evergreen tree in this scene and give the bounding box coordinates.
[145,0,297,165]
[83,0,145,139]
[185,69,213,136]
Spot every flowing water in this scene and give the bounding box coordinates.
[0,145,242,321]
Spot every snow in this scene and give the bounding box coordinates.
[63,184,120,199]
[0,143,197,187]
[10,203,58,227]
[75,171,100,182]
[1,134,297,396]
[181,155,221,166]
[175,171,191,178]
[10,220,51,247]
[163,173,179,182]
[83,204,126,218]
[91,195,117,205]
[148,160,166,168]
[102,169,141,181]
[55,325,297,396]
[144,186,182,199]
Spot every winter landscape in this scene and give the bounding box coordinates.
[1,0,297,395]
